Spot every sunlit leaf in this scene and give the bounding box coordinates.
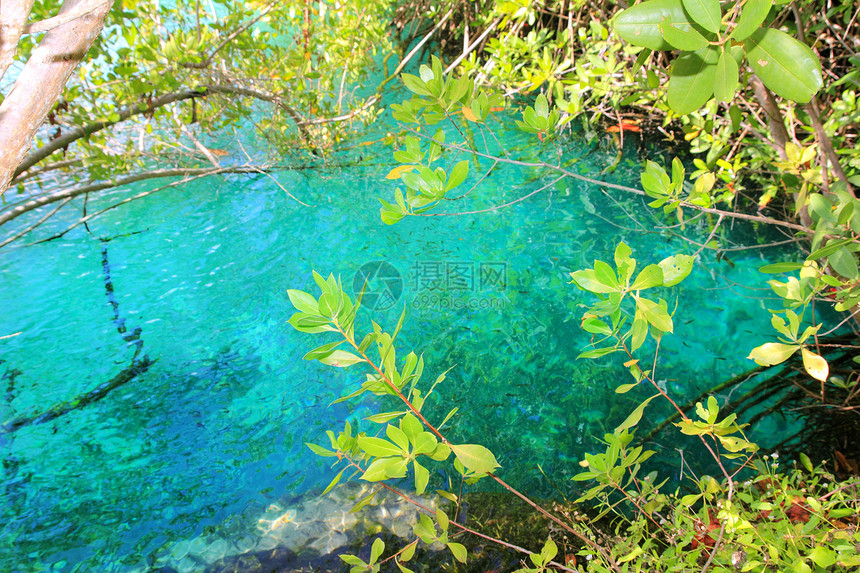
[660,19,709,50]
[447,542,467,563]
[758,262,803,273]
[801,348,829,382]
[358,436,403,458]
[731,0,772,41]
[681,0,721,33]
[319,350,364,367]
[636,297,673,332]
[658,254,695,286]
[615,394,658,434]
[451,443,500,474]
[614,0,693,51]
[445,160,469,191]
[747,342,799,366]
[631,264,664,290]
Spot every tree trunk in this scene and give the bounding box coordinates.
[0,0,36,80]
[0,0,113,195]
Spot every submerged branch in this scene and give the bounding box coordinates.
[1,357,154,434]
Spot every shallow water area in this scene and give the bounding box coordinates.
[1,117,796,570]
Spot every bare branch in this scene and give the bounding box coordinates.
[13,88,206,179]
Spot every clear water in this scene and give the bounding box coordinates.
[1,110,793,571]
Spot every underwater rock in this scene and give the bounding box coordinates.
[153,481,443,573]
[205,546,297,573]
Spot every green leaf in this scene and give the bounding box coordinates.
[361,457,408,481]
[370,538,385,565]
[808,238,852,260]
[578,346,617,359]
[445,161,469,192]
[400,413,423,442]
[582,317,612,336]
[535,93,548,118]
[758,262,803,273]
[400,540,417,562]
[386,424,410,452]
[660,19,709,50]
[413,432,438,456]
[319,350,364,368]
[658,254,695,286]
[540,538,558,563]
[447,542,467,563]
[729,104,742,132]
[593,260,619,289]
[303,340,345,361]
[636,297,673,332]
[681,0,721,34]
[287,289,319,314]
[630,308,648,352]
[451,444,500,474]
[731,0,772,41]
[401,73,430,96]
[429,443,451,461]
[668,46,719,114]
[808,546,837,568]
[340,554,366,566]
[615,394,658,434]
[631,264,664,290]
[322,467,347,495]
[436,508,449,531]
[358,437,403,458]
[616,382,639,394]
[366,411,406,424]
[413,461,429,494]
[714,48,739,102]
[614,0,693,51]
[827,247,859,279]
[570,269,617,293]
[641,160,671,196]
[747,342,799,366]
[306,442,336,457]
[744,28,823,103]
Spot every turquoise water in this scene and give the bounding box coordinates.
[1,113,792,570]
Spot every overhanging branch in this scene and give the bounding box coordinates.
[13,88,207,178]
[13,84,316,182]
[0,166,264,229]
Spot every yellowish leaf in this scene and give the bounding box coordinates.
[385,165,415,180]
[801,347,829,382]
[461,105,478,122]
